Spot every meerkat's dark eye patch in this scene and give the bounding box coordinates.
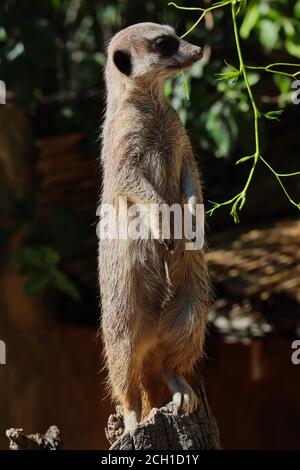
[113,50,132,76]
[152,35,179,56]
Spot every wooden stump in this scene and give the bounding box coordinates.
[106,381,220,450]
[6,426,62,450]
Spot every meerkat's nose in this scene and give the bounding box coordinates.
[192,47,203,61]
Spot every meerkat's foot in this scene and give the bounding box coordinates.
[166,373,198,415]
[123,410,139,435]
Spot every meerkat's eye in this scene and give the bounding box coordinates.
[153,36,179,56]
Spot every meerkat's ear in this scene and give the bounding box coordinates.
[113,50,132,76]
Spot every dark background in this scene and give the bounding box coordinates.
[0,0,299,449]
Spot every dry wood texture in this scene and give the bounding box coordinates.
[6,426,62,450]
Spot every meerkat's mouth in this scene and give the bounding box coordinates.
[167,50,203,71]
[181,58,202,69]
[168,57,202,71]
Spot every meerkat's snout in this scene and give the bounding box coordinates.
[191,46,203,62]
[175,41,203,70]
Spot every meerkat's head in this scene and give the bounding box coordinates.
[106,22,202,87]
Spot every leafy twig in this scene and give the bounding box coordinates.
[260,157,300,209]
[169,0,300,222]
[246,63,300,79]
[168,0,237,39]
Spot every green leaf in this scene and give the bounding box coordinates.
[246,73,261,87]
[12,246,60,270]
[235,155,254,165]
[239,197,246,210]
[208,200,220,206]
[216,70,240,83]
[40,246,61,265]
[230,207,240,224]
[259,19,280,50]
[52,269,81,302]
[263,110,284,122]
[190,60,205,78]
[224,61,239,73]
[51,0,61,9]
[12,244,81,301]
[24,274,51,296]
[216,62,241,84]
[204,101,238,158]
[274,75,292,94]
[282,19,295,39]
[285,40,300,59]
[295,0,300,19]
[240,4,259,39]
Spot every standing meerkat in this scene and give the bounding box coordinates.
[99,22,210,433]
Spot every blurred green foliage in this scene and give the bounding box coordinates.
[12,245,81,300]
[4,202,89,301]
[170,0,300,158]
[170,0,299,222]
[240,0,300,54]
[1,0,299,157]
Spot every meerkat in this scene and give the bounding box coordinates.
[99,22,210,434]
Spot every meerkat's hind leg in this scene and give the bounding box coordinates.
[165,372,198,415]
[106,341,142,434]
[123,409,140,434]
[121,383,142,434]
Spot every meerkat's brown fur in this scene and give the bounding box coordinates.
[99,23,210,433]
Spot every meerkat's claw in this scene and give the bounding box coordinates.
[167,373,198,415]
[182,388,198,414]
[172,388,198,415]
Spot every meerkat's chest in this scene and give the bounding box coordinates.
[140,109,186,199]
